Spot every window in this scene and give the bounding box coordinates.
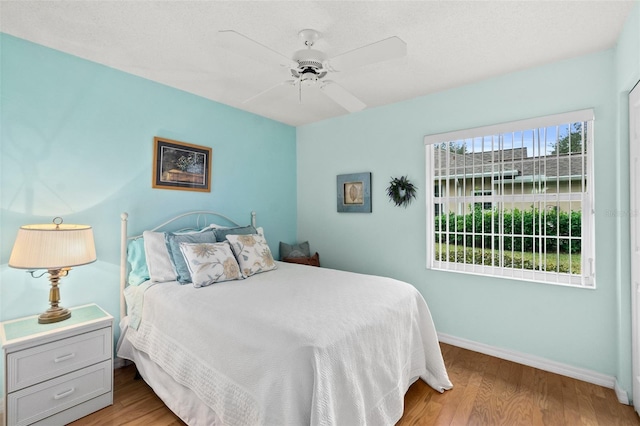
[424,110,595,287]
[472,190,493,210]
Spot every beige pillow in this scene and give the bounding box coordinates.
[226,234,277,278]
[179,241,242,287]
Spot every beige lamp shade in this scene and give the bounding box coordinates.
[9,223,97,270]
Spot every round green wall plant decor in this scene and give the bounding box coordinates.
[386,176,417,207]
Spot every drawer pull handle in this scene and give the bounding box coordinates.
[54,353,76,363]
[53,387,75,400]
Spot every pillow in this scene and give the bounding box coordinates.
[179,241,242,287]
[127,238,150,285]
[143,231,178,283]
[215,225,257,242]
[226,233,277,278]
[174,226,215,234]
[165,229,217,284]
[279,241,310,260]
[283,252,320,267]
[205,223,231,230]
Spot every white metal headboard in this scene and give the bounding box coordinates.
[119,211,257,321]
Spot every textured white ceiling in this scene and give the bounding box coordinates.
[0,1,635,126]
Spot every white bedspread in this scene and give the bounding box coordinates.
[119,261,452,425]
[123,280,154,330]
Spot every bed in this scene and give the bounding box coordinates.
[116,211,452,425]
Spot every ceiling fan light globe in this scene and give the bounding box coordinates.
[300,71,318,86]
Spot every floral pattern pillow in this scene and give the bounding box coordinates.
[225,233,277,278]
[179,241,242,287]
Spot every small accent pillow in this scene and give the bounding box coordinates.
[143,231,178,283]
[283,252,320,267]
[127,238,150,285]
[179,241,242,287]
[214,225,257,242]
[279,241,311,260]
[165,229,217,284]
[226,234,277,278]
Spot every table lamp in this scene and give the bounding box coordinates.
[9,217,96,324]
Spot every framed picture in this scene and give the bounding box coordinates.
[153,137,212,192]
[337,172,371,213]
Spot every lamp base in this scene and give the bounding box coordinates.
[38,267,72,324]
[38,306,71,324]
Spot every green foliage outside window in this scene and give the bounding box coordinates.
[550,123,585,155]
[434,206,582,254]
[434,243,580,274]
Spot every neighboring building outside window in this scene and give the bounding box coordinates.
[434,184,443,216]
[424,109,595,288]
[472,189,493,210]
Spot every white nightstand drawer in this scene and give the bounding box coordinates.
[7,327,111,392]
[7,359,112,426]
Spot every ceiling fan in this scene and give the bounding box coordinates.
[218,29,407,113]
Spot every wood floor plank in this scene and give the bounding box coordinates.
[535,368,566,426]
[494,359,530,426]
[465,352,502,425]
[518,365,543,426]
[447,358,484,425]
[574,378,601,425]
[434,347,480,425]
[561,374,587,425]
[71,344,639,426]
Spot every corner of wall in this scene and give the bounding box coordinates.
[615,379,631,405]
[613,0,640,403]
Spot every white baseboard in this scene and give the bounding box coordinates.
[615,381,631,405]
[438,332,630,405]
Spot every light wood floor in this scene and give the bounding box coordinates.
[70,343,639,425]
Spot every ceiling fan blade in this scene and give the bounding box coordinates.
[243,80,296,104]
[320,81,366,113]
[327,36,407,72]
[218,30,296,68]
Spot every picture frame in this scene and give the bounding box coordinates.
[337,172,372,213]
[152,137,212,192]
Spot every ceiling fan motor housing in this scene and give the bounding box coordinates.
[291,48,328,80]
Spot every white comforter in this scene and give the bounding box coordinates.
[119,261,452,425]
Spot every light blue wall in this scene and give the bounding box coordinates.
[613,1,640,399]
[0,34,297,327]
[297,36,636,399]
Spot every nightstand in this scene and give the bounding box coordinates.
[1,304,113,426]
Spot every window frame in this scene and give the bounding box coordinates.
[424,109,595,288]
